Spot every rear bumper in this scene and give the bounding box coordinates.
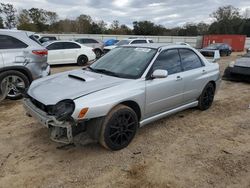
[23,98,75,143]
[26,62,50,81]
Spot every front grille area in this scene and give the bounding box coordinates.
[29,97,54,115]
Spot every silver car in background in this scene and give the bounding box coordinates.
[24,44,220,150]
[103,38,153,53]
[0,29,50,100]
[74,38,104,58]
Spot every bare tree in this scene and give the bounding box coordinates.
[0,3,17,29]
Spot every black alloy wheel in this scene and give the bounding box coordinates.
[198,83,215,111]
[100,105,138,150]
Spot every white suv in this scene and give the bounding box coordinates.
[0,29,50,100]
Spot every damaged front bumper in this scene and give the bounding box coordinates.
[23,98,76,144]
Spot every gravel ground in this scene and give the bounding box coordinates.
[0,53,250,188]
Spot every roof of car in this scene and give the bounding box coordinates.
[126,38,151,41]
[43,40,80,46]
[122,43,192,49]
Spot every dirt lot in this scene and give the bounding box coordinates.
[0,53,250,188]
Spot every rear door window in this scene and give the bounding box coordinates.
[179,49,203,71]
[46,42,64,50]
[0,35,28,49]
[63,42,81,49]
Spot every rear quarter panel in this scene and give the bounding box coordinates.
[78,47,96,61]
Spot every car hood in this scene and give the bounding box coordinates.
[28,69,128,105]
[235,57,250,68]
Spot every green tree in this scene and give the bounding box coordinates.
[133,21,167,35]
[197,22,209,35]
[209,5,242,34]
[179,23,198,36]
[211,5,241,22]
[28,8,48,31]
[76,14,92,33]
[17,9,35,31]
[119,24,132,35]
[91,20,107,34]
[0,3,17,29]
[133,21,155,35]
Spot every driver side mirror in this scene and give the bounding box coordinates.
[151,69,168,79]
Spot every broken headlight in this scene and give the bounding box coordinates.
[53,99,75,121]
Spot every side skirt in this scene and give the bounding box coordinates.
[139,101,198,127]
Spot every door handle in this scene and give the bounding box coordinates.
[202,70,207,74]
[176,76,182,81]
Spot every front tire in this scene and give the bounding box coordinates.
[198,82,215,111]
[77,55,88,66]
[0,70,30,100]
[99,105,138,150]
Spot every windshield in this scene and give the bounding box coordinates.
[89,47,157,79]
[242,53,250,58]
[116,40,130,46]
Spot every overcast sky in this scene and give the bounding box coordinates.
[2,0,250,28]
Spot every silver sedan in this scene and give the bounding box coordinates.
[24,43,221,150]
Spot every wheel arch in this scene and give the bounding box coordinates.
[120,100,142,121]
[94,48,102,52]
[77,54,88,61]
[208,80,216,90]
[0,66,33,83]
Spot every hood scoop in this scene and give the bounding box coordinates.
[68,74,86,82]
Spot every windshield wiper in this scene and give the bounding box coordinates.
[93,68,121,77]
[87,66,95,72]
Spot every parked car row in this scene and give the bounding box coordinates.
[2,28,250,151]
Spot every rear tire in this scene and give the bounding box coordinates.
[0,70,30,100]
[77,55,88,66]
[198,82,215,111]
[99,105,138,150]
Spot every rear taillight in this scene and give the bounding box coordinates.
[32,50,48,56]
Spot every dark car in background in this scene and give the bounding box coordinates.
[200,43,232,56]
[223,52,250,82]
